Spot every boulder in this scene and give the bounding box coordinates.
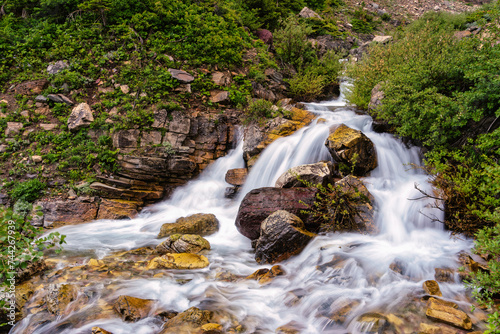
[45,284,78,315]
[235,187,318,240]
[275,161,335,188]
[254,211,315,264]
[5,122,23,137]
[276,321,304,334]
[15,79,49,95]
[225,168,248,186]
[113,295,155,322]
[423,280,442,297]
[47,60,69,74]
[425,298,472,330]
[168,69,194,83]
[212,72,231,86]
[246,265,285,284]
[256,29,273,45]
[41,198,99,227]
[112,129,140,148]
[156,234,210,254]
[325,124,377,176]
[434,268,454,283]
[372,35,393,44]
[92,327,113,334]
[210,91,230,103]
[68,103,94,131]
[147,253,210,270]
[158,213,219,238]
[299,7,322,19]
[96,199,140,220]
[160,307,213,334]
[368,83,385,112]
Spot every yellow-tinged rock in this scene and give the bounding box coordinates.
[87,259,106,268]
[426,298,472,330]
[201,323,223,333]
[423,280,443,296]
[92,327,113,334]
[147,253,209,270]
[419,323,442,334]
[113,295,155,322]
[15,282,34,311]
[386,313,404,327]
[290,107,315,124]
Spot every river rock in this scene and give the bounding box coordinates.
[275,161,335,188]
[41,199,98,227]
[92,327,113,334]
[15,282,35,313]
[113,295,155,322]
[423,280,442,296]
[15,79,49,95]
[276,321,304,334]
[158,213,219,238]
[168,69,194,83]
[225,168,248,186]
[45,284,78,315]
[96,199,139,220]
[356,313,388,333]
[435,268,454,283]
[254,210,315,264]
[160,307,213,334]
[235,187,318,240]
[325,124,377,176]
[156,234,210,254]
[147,253,209,270]
[246,265,285,284]
[68,103,94,131]
[425,298,472,330]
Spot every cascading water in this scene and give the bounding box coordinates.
[12,83,476,334]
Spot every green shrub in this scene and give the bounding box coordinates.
[243,99,279,124]
[9,179,47,203]
[288,71,326,101]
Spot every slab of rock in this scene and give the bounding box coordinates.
[254,210,315,264]
[368,82,385,112]
[47,94,73,105]
[158,213,219,238]
[140,131,162,147]
[47,60,69,74]
[147,253,209,270]
[15,79,49,95]
[112,129,140,148]
[325,124,377,176]
[91,327,113,334]
[113,295,155,322]
[225,168,248,186]
[212,72,231,86]
[152,108,168,128]
[423,280,442,296]
[5,122,23,137]
[68,103,94,131]
[169,110,191,134]
[41,199,98,227]
[435,268,454,283]
[96,199,139,220]
[246,265,285,284]
[299,7,322,19]
[426,298,472,330]
[90,182,163,201]
[168,69,194,83]
[156,234,210,254]
[275,161,335,188]
[160,307,213,334]
[372,35,393,44]
[210,91,230,103]
[235,187,318,240]
[45,284,78,315]
[40,123,58,131]
[31,155,43,163]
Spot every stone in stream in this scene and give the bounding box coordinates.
[325,123,377,176]
[246,265,285,284]
[158,213,219,238]
[156,234,210,254]
[235,187,318,240]
[113,295,155,322]
[225,168,248,186]
[254,210,316,264]
[92,327,113,334]
[275,161,336,188]
[425,297,472,330]
[434,268,454,283]
[423,280,442,297]
[147,253,209,270]
[160,307,214,334]
[45,284,79,315]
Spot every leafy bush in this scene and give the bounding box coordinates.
[243,99,280,124]
[9,179,47,203]
[288,71,326,101]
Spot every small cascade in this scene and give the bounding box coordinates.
[11,83,475,334]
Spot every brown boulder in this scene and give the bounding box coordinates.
[67,103,94,131]
[156,234,210,254]
[235,187,318,240]
[426,297,472,330]
[113,295,155,322]
[158,213,219,238]
[160,307,213,334]
[325,124,377,176]
[41,198,98,227]
[246,265,285,284]
[435,268,454,283]
[168,69,195,83]
[14,79,49,95]
[275,161,335,188]
[92,327,113,334]
[45,284,79,315]
[147,253,210,270]
[96,199,140,220]
[254,210,316,264]
[423,280,442,297]
[225,168,248,186]
[256,29,273,45]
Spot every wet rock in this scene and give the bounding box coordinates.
[201,323,223,333]
[435,268,454,283]
[299,7,322,19]
[147,253,210,269]
[45,284,78,315]
[210,91,230,103]
[276,321,304,333]
[96,199,139,220]
[275,161,335,188]
[47,60,69,74]
[15,282,34,313]
[160,307,213,334]
[389,258,407,275]
[68,103,94,131]
[325,124,377,176]
[5,122,23,137]
[90,182,163,201]
[92,327,113,334]
[426,297,472,330]
[113,295,155,322]
[15,79,49,95]
[41,199,99,227]
[356,313,388,333]
[224,187,238,199]
[254,210,316,264]
[225,168,248,186]
[368,82,385,112]
[15,259,47,284]
[158,213,219,238]
[372,35,393,44]
[328,298,361,323]
[246,265,285,284]
[156,234,210,254]
[168,69,194,83]
[423,280,442,297]
[235,187,318,240]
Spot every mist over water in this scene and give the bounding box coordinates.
[13,83,473,334]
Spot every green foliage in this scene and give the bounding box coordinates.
[239,0,305,30]
[288,71,326,102]
[243,98,280,124]
[9,179,46,203]
[351,7,376,33]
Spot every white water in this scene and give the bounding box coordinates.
[13,83,474,334]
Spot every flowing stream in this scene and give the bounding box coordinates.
[12,83,475,334]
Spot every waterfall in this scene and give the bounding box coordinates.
[11,83,473,334]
